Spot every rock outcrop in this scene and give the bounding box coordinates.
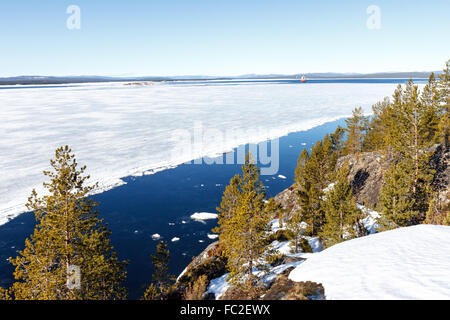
[276,144,449,217]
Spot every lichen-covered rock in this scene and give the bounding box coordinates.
[262,268,324,300]
[176,241,227,298]
[429,144,450,209]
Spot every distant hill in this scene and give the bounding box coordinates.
[0,71,440,85]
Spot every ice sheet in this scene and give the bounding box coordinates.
[0,81,399,224]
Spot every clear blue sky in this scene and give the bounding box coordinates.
[0,0,449,77]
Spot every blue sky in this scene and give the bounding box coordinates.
[0,0,449,77]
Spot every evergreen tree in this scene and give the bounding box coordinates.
[286,209,305,254]
[0,287,11,300]
[330,126,346,156]
[294,135,336,236]
[344,107,368,154]
[320,165,363,248]
[437,60,450,147]
[151,240,172,292]
[10,146,127,300]
[420,73,441,143]
[143,240,174,300]
[378,162,421,229]
[364,97,391,152]
[213,153,272,288]
[184,275,208,300]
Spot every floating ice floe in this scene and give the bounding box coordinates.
[171,237,180,242]
[151,233,161,240]
[207,234,219,239]
[278,174,287,179]
[190,212,218,221]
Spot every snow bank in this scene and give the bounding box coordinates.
[190,212,218,221]
[289,225,450,299]
[0,81,399,225]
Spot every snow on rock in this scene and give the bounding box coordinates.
[357,204,380,234]
[271,240,292,255]
[289,225,450,299]
[269,219,283,233]
[151,233,161,240]
[206,273,230,299]
[190,212,218,221]
[307,237,323,253]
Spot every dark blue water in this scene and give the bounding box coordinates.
[0,118,348,299]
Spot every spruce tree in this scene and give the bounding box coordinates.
[10,146,127,300]
[320,165,363,248]
[213,153,272,288]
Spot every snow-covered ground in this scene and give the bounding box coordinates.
[0,81,398,224]
[289,225,450,299]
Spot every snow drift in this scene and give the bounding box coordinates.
[289,225,450,299]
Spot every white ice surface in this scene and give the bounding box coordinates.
[289,225,450,299]
[0,81,399,224]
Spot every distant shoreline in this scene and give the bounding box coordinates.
[0,72,436,86]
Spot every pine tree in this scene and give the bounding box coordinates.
[143,240,174,300]
[375,80,436,228]
[420,73,441,143]
[286,209,305,254]
[10,146,127,300]
[151,240,172,292]
[344,107,368,155]
[184,275,208,300]
[213,153,272,288]
[0,287,11,300]
[294,135,336,236]
[378,162,419,229]
[364,97,391,152]
[320,165,363,248]
[330,126,346,156]
[437,60,450,147]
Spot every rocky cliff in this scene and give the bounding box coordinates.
[176,144,449,300]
